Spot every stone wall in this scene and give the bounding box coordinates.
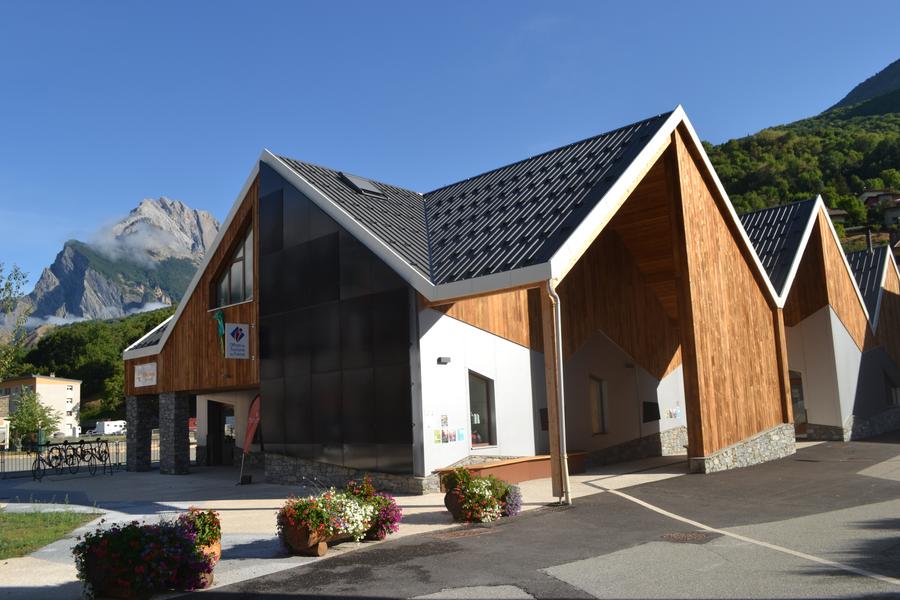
[690,423,795,474]
[265,453,440,495]
[848,406,900,440]
[125,395,155,472]
[805,423,848,442]
[0,395,9,418]
[586,426,688,468]
[159,392,190,475]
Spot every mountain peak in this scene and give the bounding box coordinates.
[22,197,220,325]
[830,57,900,111]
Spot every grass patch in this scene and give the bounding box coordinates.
[0,509,97,559]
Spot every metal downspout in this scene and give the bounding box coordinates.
[548,280,572,505]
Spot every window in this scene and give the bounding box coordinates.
[642,401,661,423]
[66,385,73,391]
[589,377,607,434]
[66,411,72,416]
[888,376,900,407]
[215,227,254,307]
[468,372,496,446]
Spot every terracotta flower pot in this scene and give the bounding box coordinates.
[444,490,464,521]
[199,539,222,564]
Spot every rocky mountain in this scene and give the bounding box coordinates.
[830,58,900,110]
[22,198,219,324]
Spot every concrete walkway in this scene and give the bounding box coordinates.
[0,455,688,599]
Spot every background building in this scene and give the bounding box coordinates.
[0,374,82,438]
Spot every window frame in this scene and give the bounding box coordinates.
[589,376,608,435]
[212,224,254,309]
[467,371,497,448]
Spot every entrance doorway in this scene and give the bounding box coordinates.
[790,370,807,437]
[206,401,236,466]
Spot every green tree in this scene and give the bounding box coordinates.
[0,262,29,382]
[101,362,125,413]
[9,388,60,448]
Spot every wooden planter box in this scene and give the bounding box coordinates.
[282,524,351,557]
[435,453,587,492]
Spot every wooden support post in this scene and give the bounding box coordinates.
[540,285,564,499]
[666,132,706,459]
[773,308,794,424]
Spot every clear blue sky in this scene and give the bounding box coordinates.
[1,1,898,288]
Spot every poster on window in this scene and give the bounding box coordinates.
[224,323,250,359]
[134,362,157,387]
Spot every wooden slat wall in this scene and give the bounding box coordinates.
[606,158,679,321]
[816,210,871,350]
[877,263,900,368]
[674,129,785,456]
[557,222,682,380]
[431,287,543,351]
[783,223,830,327]
[125,178,260,396]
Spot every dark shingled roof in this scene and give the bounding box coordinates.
[846,246,888,316]
[275,157,431,277]
[131,320,169,350]
[739,199,818,296]
[277,111,672,285]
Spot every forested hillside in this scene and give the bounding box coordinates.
[12,306,174,422]
[706,59,900,224]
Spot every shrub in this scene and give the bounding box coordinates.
[72,518,213,596]
[177,508,221,548]
[345,477,403,541]
[446,468,521,522]
[366,493,403,540]
[502,485,522,517]
[277,489,376,544]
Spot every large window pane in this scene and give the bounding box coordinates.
[590,377,607,434]
[244,229,254,299]
[218,273,229,307]
[230,260,244,304]
[469,372,495,446]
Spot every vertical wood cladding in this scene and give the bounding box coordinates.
[877,264,900,368]
[816,210,871,350]
[431,288,543,351]
[557,214,682,380]
[783,222,830,327]
[256,163,413,474]
[674,129,785,456]
[124,178,260,396]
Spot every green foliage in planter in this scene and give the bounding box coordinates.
[72,518,214,597]
[445,468,522,522]
[177,507,221,548]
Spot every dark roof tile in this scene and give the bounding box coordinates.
[846,246,888,316]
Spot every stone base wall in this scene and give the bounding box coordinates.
[690,423,795,474]
[233,446,265,469]
[125,395,155,472]
[586,426,688,468]
[848,406,900,440]
[159,392,190,475]
[264,453,439,495]
[805,423,848,442]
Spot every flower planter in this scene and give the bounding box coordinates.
[443,490,464,521]
[282,523,351,557]
[200,539,222,564]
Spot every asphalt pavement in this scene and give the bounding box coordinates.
[184,434,900,600]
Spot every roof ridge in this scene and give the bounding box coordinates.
[422,111,674,198]
[739,197,817,217]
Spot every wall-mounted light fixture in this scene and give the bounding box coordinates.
[437,357,451,365]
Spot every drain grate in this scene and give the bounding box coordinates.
[433,527,496,540]
[661,531,718,544]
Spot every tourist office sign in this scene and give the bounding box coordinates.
[225,323,250,359]
[134,362,158,387]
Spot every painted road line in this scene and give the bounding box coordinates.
[602,486,900,588]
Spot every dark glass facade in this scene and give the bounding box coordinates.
[257,163,414,473]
